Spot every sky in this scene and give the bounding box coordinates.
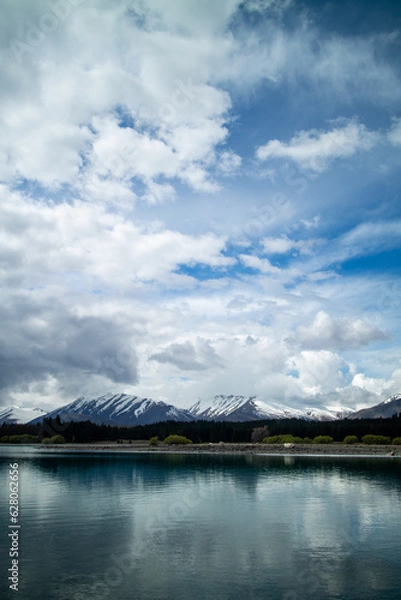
[0,0,400,413]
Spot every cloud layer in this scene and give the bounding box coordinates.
[1,0,401,411]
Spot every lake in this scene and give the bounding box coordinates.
[1,447,401,600]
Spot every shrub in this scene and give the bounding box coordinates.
[303,437,313,444]
[148,436,160,446]
[23,434,39,443]
[392,437,401,445]
[263,435,282,444]
[42,435,66,444]
[281,435,303,444]
[164,435,193,445]
[313,435,334,444]
[361,435,391,445]
[2,434,39,444]
[50,435,66,444]
[263,434,303,444]
[343,435,359,445]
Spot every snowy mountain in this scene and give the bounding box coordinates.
[7,392,401,427]
[189,395,298,421]
[348,394,401,419]
[29,393,327,426]
[29,393,194,426]
[303,406,355,421]
[0,406,47,425]
[189,395,352,422]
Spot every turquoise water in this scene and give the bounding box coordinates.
[1,448,401,600]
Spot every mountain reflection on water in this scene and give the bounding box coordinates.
[0,448,400,600]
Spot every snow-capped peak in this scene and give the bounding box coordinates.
[0,406,47,425]
[3,391,400,427]
[28,393,194,426]
[382,394,401,405]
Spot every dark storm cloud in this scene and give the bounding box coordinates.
[150,339,223,371]
[0,295,138,404]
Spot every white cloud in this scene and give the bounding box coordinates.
[80,89,233,197]
[352,373,395,397]
[295,220,401,278]
[79,175,139,209]
[256,119,380,172]
[331,220,401,266]
[287,350,347,396]
[295,311,387,351]
[223,13,401,105]
[0,112,92,187]
[305,34,401,105]
[242,0,294,15]
[262,236,296,254]
[0,1,400,411]
[261,235,316,255]
[90,115,179,180]
[0,188,235,290]
[239,254,281,274]
[388,118,401,146]
[134,0,242,36]
[0,1,236,198]
[179,164,220,193]
[217,150,242,175]
[1,1,398,199]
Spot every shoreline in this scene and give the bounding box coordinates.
[19,441,401,457]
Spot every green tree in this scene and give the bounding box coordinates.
[343,435,359,444]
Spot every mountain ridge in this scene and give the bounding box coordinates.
[1,393,400,426]
[348,394,401,420]
[28,393,194,427]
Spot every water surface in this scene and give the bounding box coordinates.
[1,447,400,600]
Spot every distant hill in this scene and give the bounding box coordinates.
[348,394,401,419]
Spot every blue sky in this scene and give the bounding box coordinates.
[0,0,400,412]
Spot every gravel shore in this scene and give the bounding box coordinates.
[37,442,401,456]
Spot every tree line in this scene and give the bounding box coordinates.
[1,414,401,444]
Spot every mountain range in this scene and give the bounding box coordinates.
[188,395,353,422]
[1,392,400,426]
